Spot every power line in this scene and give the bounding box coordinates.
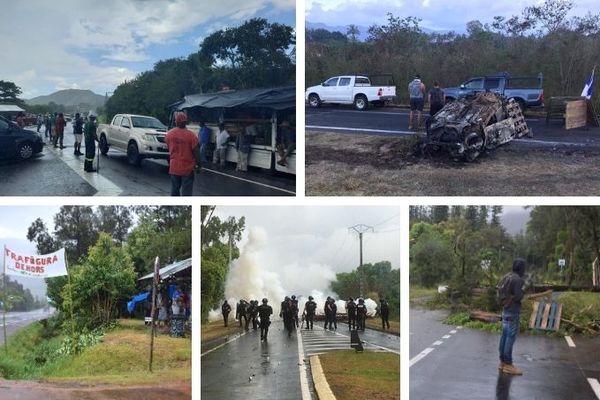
[372,213,400,228]
[348,224,374,297]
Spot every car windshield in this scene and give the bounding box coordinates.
[131,116,166,129]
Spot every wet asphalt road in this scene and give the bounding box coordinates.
[0,308,53,344]
[410,307,600,400]
[0,124,295,196]
[306,106,600,149]
[201,319,400,399]
[202,320,304,400]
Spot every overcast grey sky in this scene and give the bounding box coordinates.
[1,0,294,98]
[213,206,401,295]
[306,0,598,32]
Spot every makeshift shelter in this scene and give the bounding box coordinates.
[139,258,192,283]
[169,87,296,174]
[0,104,26,120]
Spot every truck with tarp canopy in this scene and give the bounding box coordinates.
[169,86,296,174]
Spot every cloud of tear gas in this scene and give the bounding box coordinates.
[208,227,380,321]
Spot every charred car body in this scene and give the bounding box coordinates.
[424,92,531,161]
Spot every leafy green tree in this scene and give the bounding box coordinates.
[0,80,25,106]
[200,206,244,321]
[64,233,136,330]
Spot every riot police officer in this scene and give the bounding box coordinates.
[247,300,258,330]
[291,295,299,328]
[221,300,231,327]
[356,298,367,331]
[380,298,390,330]
[346,297,357,330]
[258,298,273,341]
[280,296,294,337]
[236,299,248,329]
[304,295,317,330]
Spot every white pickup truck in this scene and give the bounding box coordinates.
[97,114,169,166]
[305,74,396,110]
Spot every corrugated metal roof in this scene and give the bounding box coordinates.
[138,258,192,281]
[0,104,25,112]
[171,86,295,111]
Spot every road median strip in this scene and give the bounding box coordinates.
[310,355,336,400]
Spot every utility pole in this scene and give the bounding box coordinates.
[349,224,374,298]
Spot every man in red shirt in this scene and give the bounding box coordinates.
[165,113,200,196]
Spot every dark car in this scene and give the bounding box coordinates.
[0,115,44,160]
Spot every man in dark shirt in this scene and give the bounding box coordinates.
[498,258,526,375]
[221,300,231,327]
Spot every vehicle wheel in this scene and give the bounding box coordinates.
[127,141,142,166]
[308,94,321,108]
[17,142,34,160]
[99,134,109,156]
[354,95,368,111]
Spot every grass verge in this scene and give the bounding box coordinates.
[319,350,400,400]
[201,320,243,345]
[410,286,439,300]
[365,318,400,336]
[0,318,191,385]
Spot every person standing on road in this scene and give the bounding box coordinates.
[83,111,98,172]
[379,297,390,330]
[36,114,43,132]
[54,112,66,149]
[329,298,338,330]
[324,296,332,329]
[291,295,299,328]
[346,297,357,330]
[258,298,273,342]
[303,296,316,330]
[198,121,212,163]
[408,74,426,130]
[221,300,231,327]
[280,296,294,337]
[165,113,200,196]
[236,299,248,329]
[235,125,252,172]
[72,112,84,156]
[356,298,367,331]
[428,81,445,117]
[498,258,526,376]
[44,113,52,140]
[247,300,259,330]
[213,123,230,167]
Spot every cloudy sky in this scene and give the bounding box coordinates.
[1,0,295,98]
[306,0,598,33]
[0,206,60,298]
[213,206,400,296]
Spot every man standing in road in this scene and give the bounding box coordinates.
[54,112,66,149]
[329,298,338,330]
[346,297,357,330]
[498,258,526,376]
[221,300,231,327]
[165,113,200,196]
[408,74,426,130]
[291,295,299,328]
[83,111,98,172]
[73,112,84,156]
[356,298,367,331]
[303,296,316,330]
[213,123,229,167]
[236,299,248,329]
[258,298,273,342]
[44,113,52,140]
[428,81,445,117]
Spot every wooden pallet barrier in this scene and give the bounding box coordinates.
[529,301,562,331]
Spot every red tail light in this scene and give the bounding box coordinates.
[378,88,382,96]
[539,89,544,103]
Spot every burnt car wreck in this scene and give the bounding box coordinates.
[423,92,531,161]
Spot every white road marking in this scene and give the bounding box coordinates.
[565,335,576,348]
[442,335,451,339]
[432,340,443,346]
[409,347,434,367]
[200,331,247,357]
[201,167,296,195]
[588,378,600,399]
[449,329,458,334]
[297,328,312,400]
[46,145,123,196]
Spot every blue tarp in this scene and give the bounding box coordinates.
[127,292,149,314]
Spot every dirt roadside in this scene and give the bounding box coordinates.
[0,379,191,400]
[306,131,600,196]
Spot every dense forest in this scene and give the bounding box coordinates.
[410,206,600,291]
[306,0,600,111]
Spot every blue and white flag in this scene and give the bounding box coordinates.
[581,68,595,100]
